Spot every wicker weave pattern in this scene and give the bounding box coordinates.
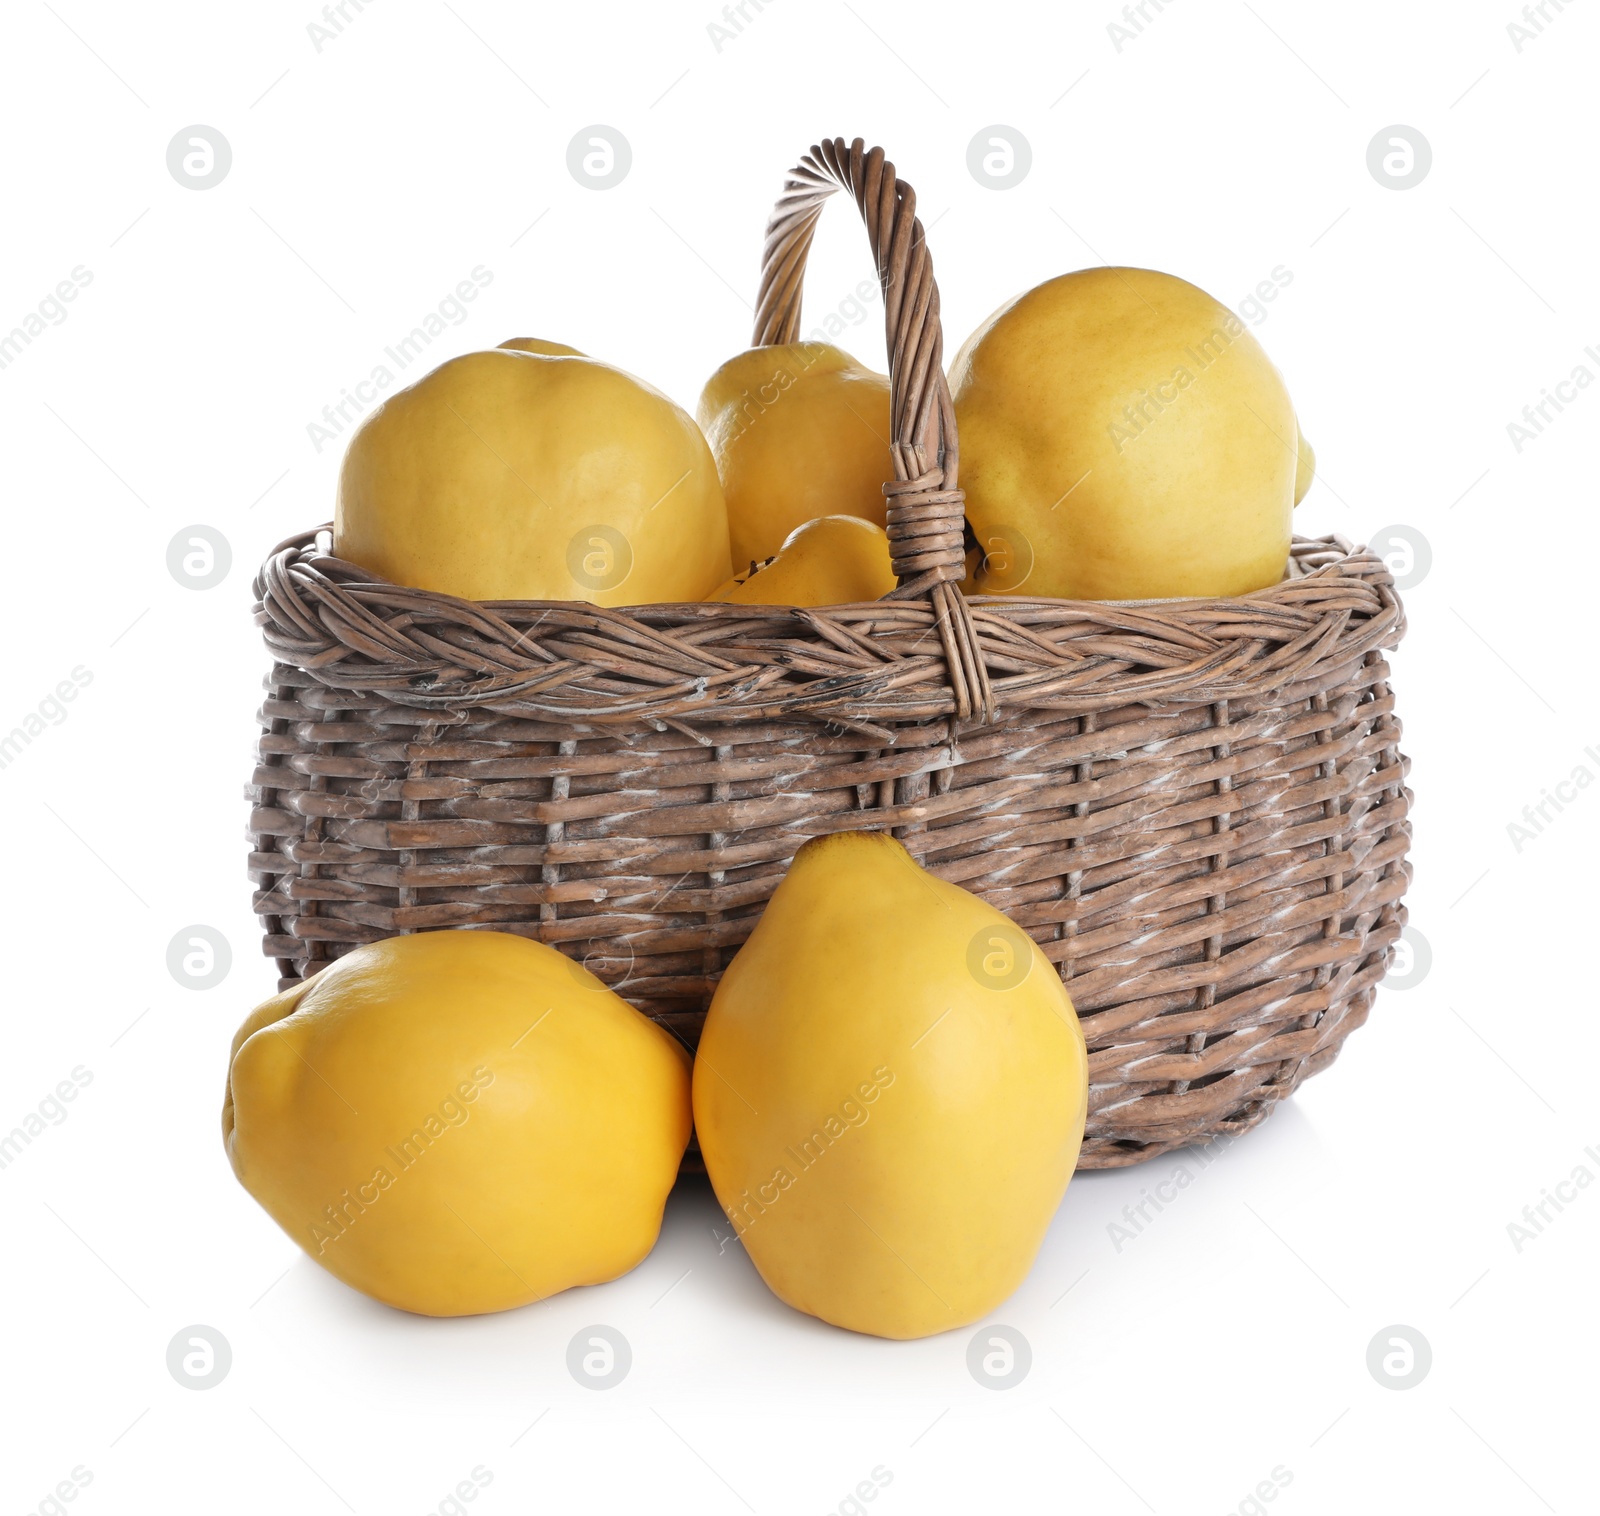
[246,137,1411,1168]
[249,531,1409,1167]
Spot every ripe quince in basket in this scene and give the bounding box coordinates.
[710,515,896,607]
[693,832,1089,1340]
[223,931,692,1317]
[335,342,732,605]
[951,267,1315,600]
[698,342,892,571]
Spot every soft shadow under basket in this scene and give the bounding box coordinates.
[247,137,1412,1169]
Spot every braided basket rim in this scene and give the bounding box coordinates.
[255,528,1403,733]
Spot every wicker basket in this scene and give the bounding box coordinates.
[248,137,1410,1169]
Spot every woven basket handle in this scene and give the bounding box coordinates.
[752,137,995,725]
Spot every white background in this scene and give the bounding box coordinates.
[1,1,1595,1512]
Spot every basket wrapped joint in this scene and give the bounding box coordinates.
[248,136,1412,1169]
